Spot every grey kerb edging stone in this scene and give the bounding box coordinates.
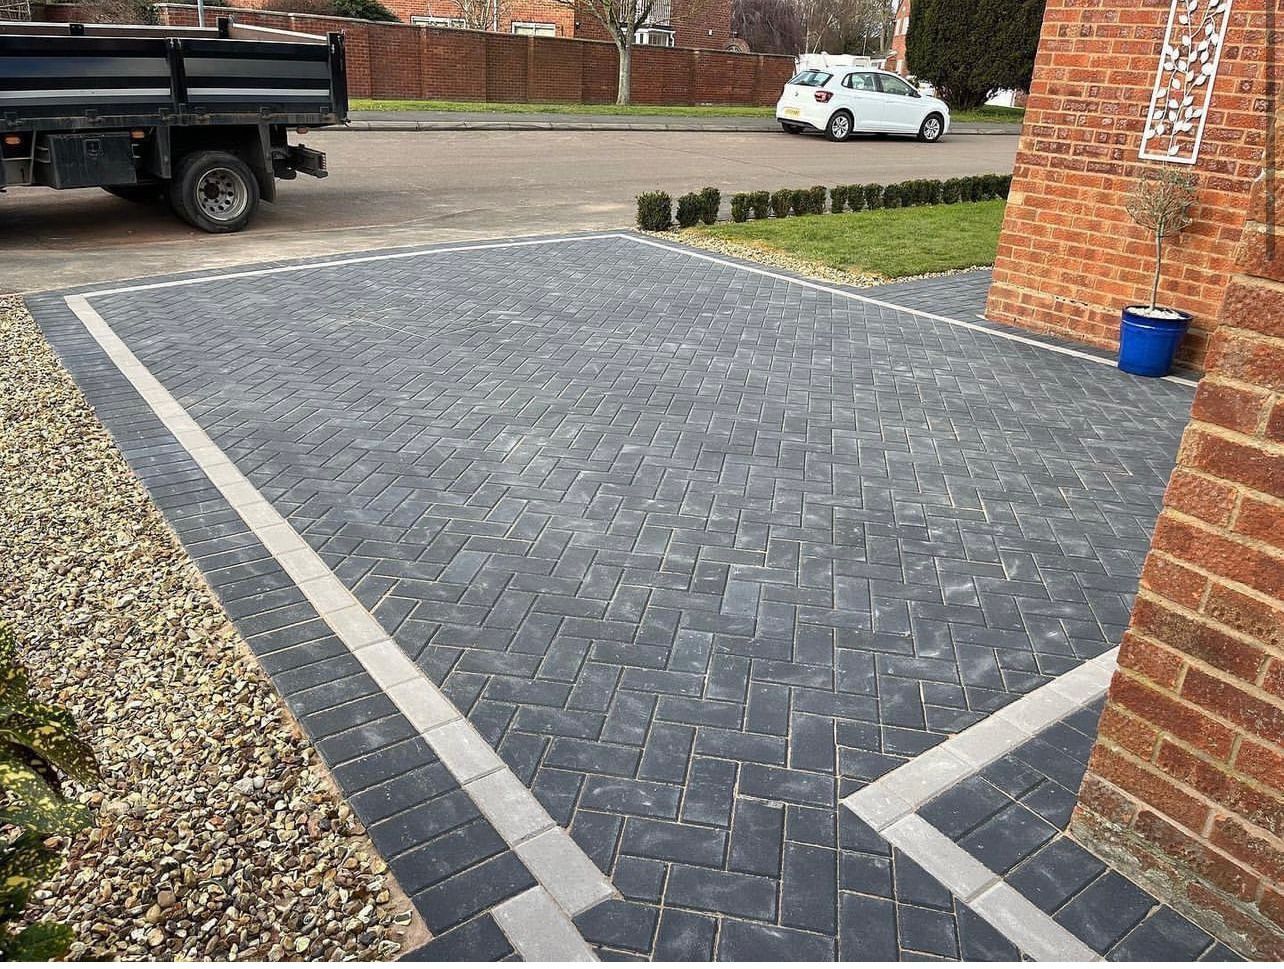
[63,291,615,961]
[843,648,1119,961]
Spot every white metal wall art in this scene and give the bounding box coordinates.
[1138,0,1235,165]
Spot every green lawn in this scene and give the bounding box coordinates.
[949,105,1025,124]
[349,98,1024,124]
[349,98,775,117]
[694,200,1006,278]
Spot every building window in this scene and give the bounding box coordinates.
[635,27,675,46]
[411,15,467,28]
[511,21,557,36]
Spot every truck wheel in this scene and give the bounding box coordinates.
[169,151,259,233]
[103,184,164,203]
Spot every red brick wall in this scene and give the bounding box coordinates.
[985,0,1272,370]
[155,3,789,103]
[1071,116,1284,958]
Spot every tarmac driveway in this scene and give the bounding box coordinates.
[28,233,1212,960]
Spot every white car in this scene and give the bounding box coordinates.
[776,67,951,143]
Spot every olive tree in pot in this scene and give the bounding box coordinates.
[1118,168,1198,377]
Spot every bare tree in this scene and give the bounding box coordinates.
[796,0,894,55]
[446,0,508,30]
[1126,167,1198,312]
[731,0,804,53]
[551,0,709,105]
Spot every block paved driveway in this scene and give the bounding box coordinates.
[31,234,1198,960]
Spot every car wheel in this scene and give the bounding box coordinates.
[781,122,803,134]
[825,111,853,142]
[169,150,259,233]
[103,183,164,203]
[918,113,945,143]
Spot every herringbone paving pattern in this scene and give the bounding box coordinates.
[52,236,1194,958]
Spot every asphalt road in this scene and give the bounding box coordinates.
[0,129,1019,292]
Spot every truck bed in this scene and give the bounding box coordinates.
[0,21,347,132]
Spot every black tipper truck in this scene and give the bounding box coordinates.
[0,18,348,232]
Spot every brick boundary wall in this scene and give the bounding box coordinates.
[154,3,793,104]
[1070,107,1284,958]
[985,0,1273,371]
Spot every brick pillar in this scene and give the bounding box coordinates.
[1071,111,1284,960]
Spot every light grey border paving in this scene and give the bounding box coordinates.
[62,289,615,961]
[843,648,1119,962]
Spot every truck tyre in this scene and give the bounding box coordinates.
[103,184,164,203]
[169,151,259,233]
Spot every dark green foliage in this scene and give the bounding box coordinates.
[830,185,848,214]
[699,186,721,225]
[750,191,771,219]
[906,0,1046,110]
[770,189,792,218]
[882,184,901,209]
[636,191,672,230]
[942,178,963,204]
[925,179,944,205]
[789,189,807,216]
[844,185,865,212]
[807,186,828,215]
[996,173,1013,198]
[0,626,100,961]
[863,183,884,210]
[333,0,399,20]
[730,193,751,223]
[676,192,704,228]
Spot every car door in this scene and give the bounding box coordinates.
[839,71,886,131]
[874,72,924,132]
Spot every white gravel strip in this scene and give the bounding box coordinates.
[0,295,424,960]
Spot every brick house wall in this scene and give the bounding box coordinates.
[985,0,1272,371]
[571,0,733,49]
[1070,130,1284,958]
[885,0,909,75]
[154,3,791,104]
[380,0,576,37]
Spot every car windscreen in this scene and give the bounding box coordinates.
[788,70,832,87]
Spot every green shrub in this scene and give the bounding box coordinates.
[962,176,981,202]
[830,185,848,214]
[863,183,884,210]
[699,186,721,225]
[730,192,751,222]
[982,173,1006,199]
[996,174,1013,198]
[676,192,703,228]
[844,184,865,212]
[0,626,100,960]
[636,191,672,231]
[788,189,807,216]
[771,189,792,218]
[925,179,944,205]
[883,184,901,209]
[807,185,827,215]
[750,190,771,219]
[942,178,962,204]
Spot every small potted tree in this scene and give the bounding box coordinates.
[1118,168,1199,377]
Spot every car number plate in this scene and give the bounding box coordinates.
[783,108,801,118]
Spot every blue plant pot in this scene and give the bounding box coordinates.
[1118,306,1192,378]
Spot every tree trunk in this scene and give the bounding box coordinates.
[616,39,632,106]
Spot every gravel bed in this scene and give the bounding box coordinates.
[655,227,990,289]
[0,295,425,960]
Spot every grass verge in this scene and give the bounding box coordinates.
[690,200,1006,279]
[949,105,1026,124]
[349,98,775,117]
